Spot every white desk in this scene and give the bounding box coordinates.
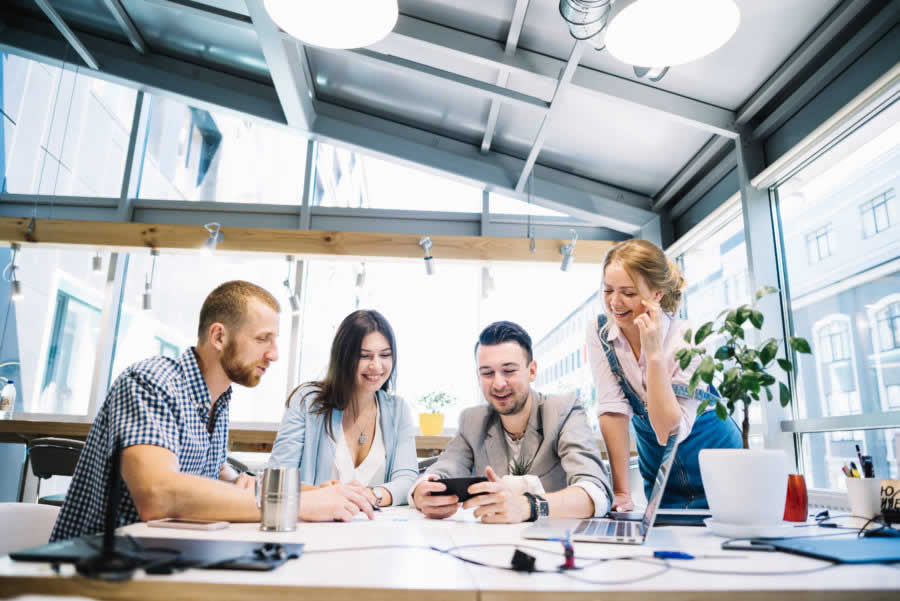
[1,508,898,601]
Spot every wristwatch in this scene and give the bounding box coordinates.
[371,487,385,507]
[524,493,550,521]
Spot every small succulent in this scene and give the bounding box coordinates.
[418,391,454,414]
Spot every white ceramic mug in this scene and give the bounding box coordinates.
[699,448,788,525]
[846,477,881,519]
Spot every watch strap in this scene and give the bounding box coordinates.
[523,492,538,522]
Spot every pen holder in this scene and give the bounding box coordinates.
[846,477,881,519]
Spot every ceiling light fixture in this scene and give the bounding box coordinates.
[559,0,613,51]
[143,249,159,311]
[4,243,23,302]
[263,0,399,50]
[560,229,578,272]
[606,0,740,68]
[202,223,223,255]
[283,256,301,314]
[92,252,103,273]
[419,236,435,276]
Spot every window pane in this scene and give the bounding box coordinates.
[0,247,108,415]
[777,103,900,426]
[137,95,307,204]
[0,52,136,196]
[312,142,482,212]
[801,428,899,490]
[111,252,293,422]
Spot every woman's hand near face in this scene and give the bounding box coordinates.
[634,300,664,360]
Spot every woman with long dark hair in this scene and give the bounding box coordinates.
[268,310,417,507]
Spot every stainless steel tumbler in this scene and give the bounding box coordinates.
[255,467,300,531]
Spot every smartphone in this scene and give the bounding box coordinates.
[147,518,230,530]
[429,476,488,502]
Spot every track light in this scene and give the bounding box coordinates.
[143,249,159,311]
[283,256,301,314]
[633,65,669,81]
[560,229,578,272]
[559,0,612,51]
[355,263,366,288]
[419,236,435,276]
[202,223,223,255]
[92,252,103,273]
[4,243,23,302]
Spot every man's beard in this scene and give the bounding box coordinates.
[221,339,263,387]
[492,389,529,416]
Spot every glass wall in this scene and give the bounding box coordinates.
[312,142,483,212]
[775,101,900,490]
[136,95,307,204]
[0,52,136,196]
[0,247,107,415]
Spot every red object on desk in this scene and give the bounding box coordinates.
[784,474,808,522]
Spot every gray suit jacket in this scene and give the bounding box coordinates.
[426,390,612,499]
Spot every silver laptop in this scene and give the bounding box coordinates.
[522,428,680,544]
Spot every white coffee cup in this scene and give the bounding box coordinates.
[699,448,788,525]
[846,477,881,519]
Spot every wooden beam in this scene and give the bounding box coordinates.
[0,217,617,263]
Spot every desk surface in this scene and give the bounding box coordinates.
[1,508,898,601]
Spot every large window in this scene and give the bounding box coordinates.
[0,52,136,196]
[776,100,900,491]
[805,224,834,264]
[136,95,307,204]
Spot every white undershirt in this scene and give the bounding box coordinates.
[331,402,386,487]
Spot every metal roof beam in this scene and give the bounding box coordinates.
[669,150,737,219]
[312,101,654,233]
[244,0,315,130]
[32,0,99,70]
[346,48,550,112]
[652,136,731,211]
[374,15,738,138]
[481,0,531,153]
[515,41,586,192]
[100,0,148,54]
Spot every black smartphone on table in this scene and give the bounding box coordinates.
[429,477,488,502]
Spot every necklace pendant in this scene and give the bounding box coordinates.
[359,433,367,444]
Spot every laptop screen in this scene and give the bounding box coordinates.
[640,428,680,536]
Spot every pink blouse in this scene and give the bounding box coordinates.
[586,313,703,440]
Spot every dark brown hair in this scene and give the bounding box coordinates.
[296,310,397,440]
[197,280,280,341]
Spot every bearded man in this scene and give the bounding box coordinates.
[51,281,373,541]
[410,321,612,523]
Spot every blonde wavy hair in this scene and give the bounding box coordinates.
[602,239,687,315]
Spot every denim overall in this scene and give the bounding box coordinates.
[597,315,742,508]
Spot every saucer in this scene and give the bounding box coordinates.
[704,517,796,538]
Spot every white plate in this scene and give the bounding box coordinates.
[704,517,797,538]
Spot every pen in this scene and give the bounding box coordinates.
[850,462,861,478]
[841,465,851,477]
[856,444,864,468]
[861,456,875,478]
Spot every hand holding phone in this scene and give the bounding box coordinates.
[429,477,488,502]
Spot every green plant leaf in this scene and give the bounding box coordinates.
[736,305,752,325]
[777,358,793,372]
[765,386,773,401]
[759,339,779,365]
[714,345,733,360]
[679,352,692,371]
[760,373,776,386]
[749,309,764,329]
[779,382,791,407]
[741,373,761,393]
[696,399,710,415]
[789,337,812,354]
[688,370,702,396]
[698,356,715,384]
[724,310,737,326]
[755,286,777,301]
[694,322,714,345]
[715,402,728,420]
[715,362,724,371]
[683,328,693,344]
[723,367,740,384]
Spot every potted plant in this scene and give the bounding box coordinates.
[675,286,812,525]
[417,391,454,436]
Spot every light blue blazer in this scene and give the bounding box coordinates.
[267,385,418,505]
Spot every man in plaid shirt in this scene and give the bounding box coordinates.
[52,280,373,541]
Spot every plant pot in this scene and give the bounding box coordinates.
[699,448,788,525]
[419,413,445,436]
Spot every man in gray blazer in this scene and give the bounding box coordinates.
[411,321,612,523]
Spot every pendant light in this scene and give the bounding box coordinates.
[263,0,399,50]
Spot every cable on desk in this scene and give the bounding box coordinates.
[559,557,671,585]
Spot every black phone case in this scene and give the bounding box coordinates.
[430,477,488,502]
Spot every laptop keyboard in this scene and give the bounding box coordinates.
[574,519,633,538]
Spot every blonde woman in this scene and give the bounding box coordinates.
[587,239,740,510]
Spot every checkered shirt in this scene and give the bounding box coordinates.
[50,348,231,541]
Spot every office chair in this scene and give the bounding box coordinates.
[27,437,85,506]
